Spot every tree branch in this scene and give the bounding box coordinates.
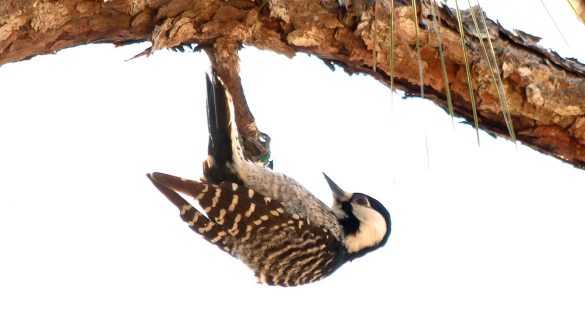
[1,0,584,168]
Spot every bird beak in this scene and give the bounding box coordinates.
[323,172,350,201]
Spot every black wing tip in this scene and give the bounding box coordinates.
[205,69,221,86]
[205,71,213,89]
[203,67,234,185]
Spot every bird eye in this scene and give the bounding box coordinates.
[353,195,369,207]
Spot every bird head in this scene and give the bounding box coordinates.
[323,173,391,259]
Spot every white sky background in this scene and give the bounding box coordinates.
[1,1,584,328]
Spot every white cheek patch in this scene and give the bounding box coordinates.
[346,205,387,253]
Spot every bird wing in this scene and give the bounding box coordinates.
[148,172,327,248]
[148,172,343,285]
[203,72,243,185]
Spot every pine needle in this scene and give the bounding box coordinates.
[567,0,585,25]
[454,0,480,145]
[258,0,269,11]
[388,0,397,182]
[429,0,455,126]
[539,0,571,48]
[425,131,431,171]
[475,0,516,143]
[411,0,430,168]
[411,0,424,98]
[373,1,379,71]
[389,0,395,110]
[467,0,516,142]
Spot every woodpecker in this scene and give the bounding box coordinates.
[147,71,391,286]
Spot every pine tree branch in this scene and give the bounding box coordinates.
[1,0,584,168]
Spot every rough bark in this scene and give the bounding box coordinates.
[1,0,584,168]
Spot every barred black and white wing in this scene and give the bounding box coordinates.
[148,172,345,286]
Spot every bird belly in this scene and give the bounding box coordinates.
[231,228,340,287]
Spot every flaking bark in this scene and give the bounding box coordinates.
[1,0,584,168]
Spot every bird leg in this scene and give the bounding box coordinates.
[203,39,272,167]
